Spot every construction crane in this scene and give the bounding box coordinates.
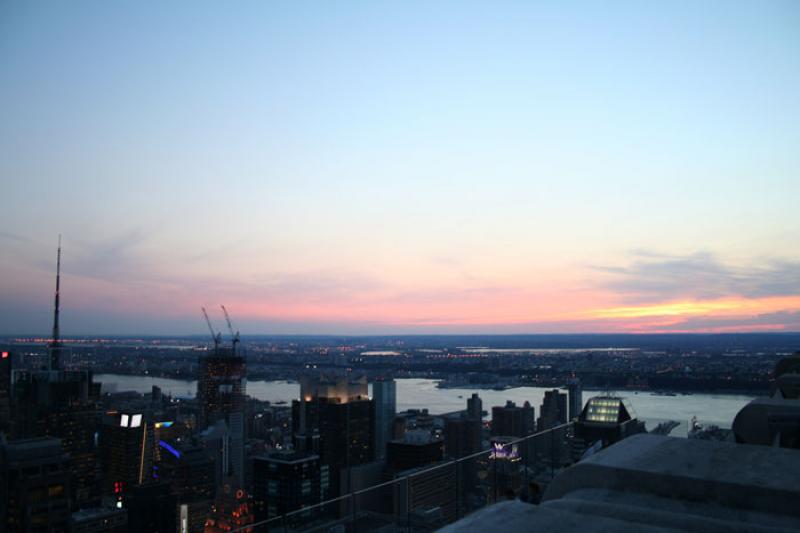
[221,304,240,355]
[201,307,222,353]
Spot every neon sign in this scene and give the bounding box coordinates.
[489,441,519,460]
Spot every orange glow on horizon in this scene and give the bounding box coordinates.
[589,296,800,320]
[41,267,800,334]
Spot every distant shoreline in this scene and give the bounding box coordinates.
[94,372,761,398]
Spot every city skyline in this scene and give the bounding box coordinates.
[2,2,799,335]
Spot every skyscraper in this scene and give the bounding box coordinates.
[252,451,330,527]
[444,416,482,459]
[0,350,11,437]
[0,437,72,532]
[11,240,101,507]
[100,412,155,506]
[386,430,444,472]
[467,393,482,420]
[372,378,396,460]
[444,415,483,509]
[197,350,247,430]
[292,376,374,495]
[567,378,583,421]
[537,389,568,430]
[491,400,535,438]
[125,482,177,533]
[196,346,246,486]
[392,461,458,527]
[158,444,215,533]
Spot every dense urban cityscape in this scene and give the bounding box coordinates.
[1,246,799,531]
[4,332,796,393]
[3,1,800,532]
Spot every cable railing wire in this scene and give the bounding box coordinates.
[230,421,574,533]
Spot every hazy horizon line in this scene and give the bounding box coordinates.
[4,331,800,339]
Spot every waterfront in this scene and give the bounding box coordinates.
[96,374,756,437]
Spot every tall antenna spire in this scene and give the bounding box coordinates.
[50,235,62,370]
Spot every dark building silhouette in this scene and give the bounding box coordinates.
[0,437,71,533]
[392,461,458,528]
[0,350,11,436]
[125,482,177,533]
[444,415,482,507]
[151,385,163,406]
[158,444,215,533]
[13,368,101,509]
[392,415,407,440]
[252,451,330,526]
[491,400,535,438]
[567,378,583,421]
[386,431,444,472]
[467,393,483,420]
[70,507,128,533]
[444,416,482,459]
[537,389,568,430]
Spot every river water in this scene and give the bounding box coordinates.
[96,374,756,437]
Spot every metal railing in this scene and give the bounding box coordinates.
[232,422,575,532]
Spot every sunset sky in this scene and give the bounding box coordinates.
[1,1,799,335]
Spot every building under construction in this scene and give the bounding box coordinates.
[196,306,247,488]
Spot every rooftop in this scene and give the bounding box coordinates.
[581,396,636,425]
[260,450,320,464]
[442,434,800,532]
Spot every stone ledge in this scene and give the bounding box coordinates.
[544,434,800,518]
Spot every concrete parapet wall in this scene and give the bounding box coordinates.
[544,434,800,518]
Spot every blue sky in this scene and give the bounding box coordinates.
[1,1,799,334]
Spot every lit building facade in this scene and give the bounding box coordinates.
[204,484,253,533]
[100,412,154,506]
[572,395,646,456]
[292,376,374,495]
